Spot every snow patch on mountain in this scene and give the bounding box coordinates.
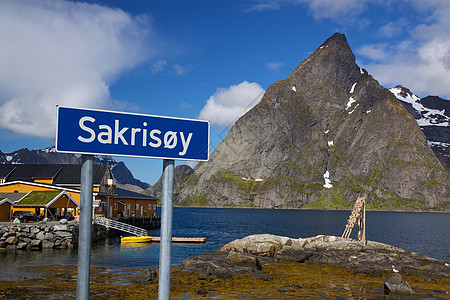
[390,86,449,127]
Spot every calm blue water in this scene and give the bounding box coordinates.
[1,208,448,280]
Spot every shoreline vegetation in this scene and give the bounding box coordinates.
[171,204,450,213]
[0,262,448,299]
[0,234,448,299]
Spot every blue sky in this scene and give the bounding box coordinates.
[1,0,449,185]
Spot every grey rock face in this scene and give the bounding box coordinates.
[186,234,449,278]
[383,273,415,294]
[177,33,449,210]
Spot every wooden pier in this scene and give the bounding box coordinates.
[151,237,206,243]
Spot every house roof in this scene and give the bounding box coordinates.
[115,187,157,200]
[0,164,110,185]
[0,198,15,206]
[14,190,79,207]
[0,192,28,201]
[0,165,16,179]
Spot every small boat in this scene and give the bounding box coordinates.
[121,236,152,243]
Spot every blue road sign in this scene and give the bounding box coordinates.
[56,106,210,161]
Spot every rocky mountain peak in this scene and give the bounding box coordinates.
[177,33,449,210]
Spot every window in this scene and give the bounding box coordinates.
[148,204,151,210]
[153,204,157,210]
[136,204,139,210]
[114,203,118,210]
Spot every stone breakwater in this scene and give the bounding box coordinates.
[0,220,119,251]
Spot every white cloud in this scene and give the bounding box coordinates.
[267,61,284,71]
[246,0,282,12]
[247,0,371,20]
[357,44,389,61]
[362,1,450,98]
[198,81,265,128]
[298,0,370,20]
[151,59,168,74]
[0,0,154,138]
[172,64,188,76]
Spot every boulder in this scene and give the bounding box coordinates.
[226,251,261,270]
[276,246,312,262]
[383,273,414,294]
[220,234,292,257]
[42,240,55,249]
[133,268,158,284]
[53,225,68,231]
[180,251,268,279]
[5,236,18,245]
[60,219,68,225]
[55,231,72,238]
[36,232,45,240]
[16,242,28,250]
[30,239,42,250]
[44,233,54,240]
[13,219,20,224]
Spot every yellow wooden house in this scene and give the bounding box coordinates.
[0,164,157,221]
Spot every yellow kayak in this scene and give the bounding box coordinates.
[121,236,152,243]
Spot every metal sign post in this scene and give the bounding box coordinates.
[56,106,209,299]
[76,155,94,300]
[158,159,174,300]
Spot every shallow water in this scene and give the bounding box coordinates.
[1,208,448,281]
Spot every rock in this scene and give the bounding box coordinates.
[44,233,54,240]
[53,225,68,231]
[383,273,414,294]
[278,286,295,292]
[30,239,42,250]
[220,234,291,257]
[36,232,45,240]
[41,240,55,249]
[180,251,269,278]
[60,219,68,224]
[133,268,158,284]
[277,246,312,262]
[16,242,28,250]
[5,236,18,245]
[13,219,20,224]
[55,231,72,238]
[226,251,261,270]
[42,218,49,222]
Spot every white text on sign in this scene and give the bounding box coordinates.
[77,116,193,156]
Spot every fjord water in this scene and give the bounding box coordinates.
[1,208,449,280]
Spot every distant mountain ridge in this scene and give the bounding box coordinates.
[389,85,449,170]
[0,146,150,191]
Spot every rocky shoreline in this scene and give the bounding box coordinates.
[179,234,449,278]
[0,234,448,298]
[0,220,117,251]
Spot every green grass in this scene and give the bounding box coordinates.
[303,187,352,209]
[17,191,62,205]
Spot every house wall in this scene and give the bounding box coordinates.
[48,195,78,209]
[0,183,56,193]
[34,179,53,184]
[114,198,157,217]
[0,202,12,221]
